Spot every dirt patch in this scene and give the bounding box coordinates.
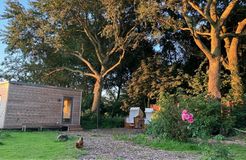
[67,128,200,160]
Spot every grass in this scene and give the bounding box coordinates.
[229,144,246,160]
[114,134,203,152]
[114,134,246,160]
[1,130,245,160]
[0,131,86,160]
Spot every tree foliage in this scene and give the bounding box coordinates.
[1,0,245,114]
[143,0,246,102]
[2,0,144,111]
[122,56,187,110]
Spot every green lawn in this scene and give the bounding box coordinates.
[114,134,246,160]
[229,145,246,160]
[114,134,203,152]
[1,131,245,160]
[0,131,86,160]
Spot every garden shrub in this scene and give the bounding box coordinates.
[81,109,98,129]
[80,92,126,129]
[81,109,124,129]
[101,100,128,117]
[201,143,234,160]
[231,104,246,129]
[100,116,124,128]
[184,95,235,137]
[146,94,191,141]
[147,94,236,141]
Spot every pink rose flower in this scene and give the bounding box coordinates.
[187,118,194,124]
[182,109,188,114]
[187,114,194,123]
[181,109,194,124]
[181,114,186,121]
[184,114,190,120]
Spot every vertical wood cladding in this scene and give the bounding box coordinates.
[3,82,81,128]
[0,82,9,128]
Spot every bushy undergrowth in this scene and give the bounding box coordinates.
[81,110,124,129]
[231,104,246,129]
[147,94,236,141]
[146,94,190,141]
[185,95,235,137]
[201,143,234,160]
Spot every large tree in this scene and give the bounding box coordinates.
[2,0,143,112]
[136,0,246,101]
[221,4,246,102]
[165,0,246,100]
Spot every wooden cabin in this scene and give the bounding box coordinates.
[0,81,82,130]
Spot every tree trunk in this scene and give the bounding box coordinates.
[116,76,122,101]
[226,19,246,103]
[208,58,221,99]
[91,77,103,112]
[228,39,244,103]
[208,27,221,99]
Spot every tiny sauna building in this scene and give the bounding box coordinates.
[0,81,82,130]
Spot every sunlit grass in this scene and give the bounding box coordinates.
[0,131,86,160]
[114,133,246,159]
[114,134,202,152]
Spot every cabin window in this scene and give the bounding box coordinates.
[62,97,73,123]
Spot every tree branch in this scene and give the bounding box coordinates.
[181,28,211,37]
[235,18,246,34]
[187,1,206,18]
[107,25,137,57]
[182,0,212,60]
[221,57,230,70]
[72,10,104,65]
[192,35,213,60]
[70,51,99,76]
[204,0,212,17]
[209,0,218,25]
[83,24,104,65]
[220,19,246,39]
[45,67,96,79]
[233,128,246,134]
[219,0,239,27]
[221,26,231,54]
[228,18,246,58]
[102,50,125,78]
[220,33,246,39]
[187,0,215,26]
[123,25,137,45]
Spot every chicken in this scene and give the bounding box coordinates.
[75,136,83,149]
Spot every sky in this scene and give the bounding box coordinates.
[0,0,29,67]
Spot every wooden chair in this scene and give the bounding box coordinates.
[125,107,143,129]
[144,108,154,125]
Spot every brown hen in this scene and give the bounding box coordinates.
[76,136,83,149]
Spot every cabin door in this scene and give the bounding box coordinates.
[62,97,73,123]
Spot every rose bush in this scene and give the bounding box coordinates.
[146,94,235,141]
